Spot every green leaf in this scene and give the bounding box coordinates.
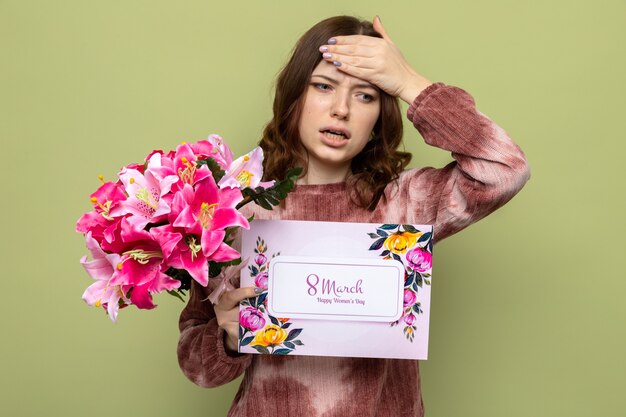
[292,340,304,346]
[252,345,270,354]
[269,315,280,326]
[240,336,254,346]
[418,232,432,243]
[402,224,419,233]
[196,157,226,182]
[257,293,267,306]
[283,341,296,349]
[404,273,414,287]
[254,196,273,210]
[285,328,303,341]
[379,224,399,230]
[164,267,192,291]
[369,238,385,251]
[236,167,303,211]
[367,233,380,239]
[376,229,388,237]
[208,258,242,278]
[415,273,423,288]
[166,290,186,303]
[273,348,292,355]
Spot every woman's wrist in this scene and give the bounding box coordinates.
[399,71,433,105]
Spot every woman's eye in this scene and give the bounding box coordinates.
[314,83,331,91]
[359,93,375,102]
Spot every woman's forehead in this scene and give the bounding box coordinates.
[310,61,377,90]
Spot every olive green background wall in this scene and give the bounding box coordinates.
[1,1,624,416]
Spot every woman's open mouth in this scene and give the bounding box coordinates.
[321,129,348,140]
[319,129,350,147]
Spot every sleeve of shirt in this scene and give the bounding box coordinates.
[177,276,252,388]
[403,82,531,242]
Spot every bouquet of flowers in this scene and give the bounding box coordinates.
[76,134,300,322]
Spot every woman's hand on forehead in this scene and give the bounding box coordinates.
[318,16,432,104]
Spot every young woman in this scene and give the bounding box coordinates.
[177,15,530,417]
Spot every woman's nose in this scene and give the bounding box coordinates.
[330,93,350,120]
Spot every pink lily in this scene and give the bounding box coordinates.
[111,153,179,230]
[127,270,181,310]
[150,224,211,286]
[76,180,127,252]
[170,142,211,191]
[80,232,129,322]
[218,147,275,189]
[89,181,127,220]
[172,176,248,263]
[107,223,180,309]
[191,134,234,170]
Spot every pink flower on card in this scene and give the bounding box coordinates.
[403,289,417,308]
[406,247,432,273]
[254,271,269,290]
[404,313,416,326]
[240,306,266,331]
[218,147,275,189]
[255,253,267,266]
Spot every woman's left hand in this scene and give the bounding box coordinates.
[319,16,433,104]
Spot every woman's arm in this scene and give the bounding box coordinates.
[177,279,252,388]
[321,16,530,240]
[402,82,530,242]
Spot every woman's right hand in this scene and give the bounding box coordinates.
[319,15,432,105]
[214,286,260,352]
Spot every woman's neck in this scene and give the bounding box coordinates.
[297,160,350,185]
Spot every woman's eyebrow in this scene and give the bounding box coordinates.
[311,74,376,90]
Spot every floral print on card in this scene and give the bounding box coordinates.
[368,224,433,342]
[239,236,304,354]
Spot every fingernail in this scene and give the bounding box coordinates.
[323,52,332,59]
[377,15,382,23]
[333,61,341,67]
[319,46,328,52]
[254,287,264,294]
[328,38,337,45]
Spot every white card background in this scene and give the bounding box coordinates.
[239,220,433,360]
